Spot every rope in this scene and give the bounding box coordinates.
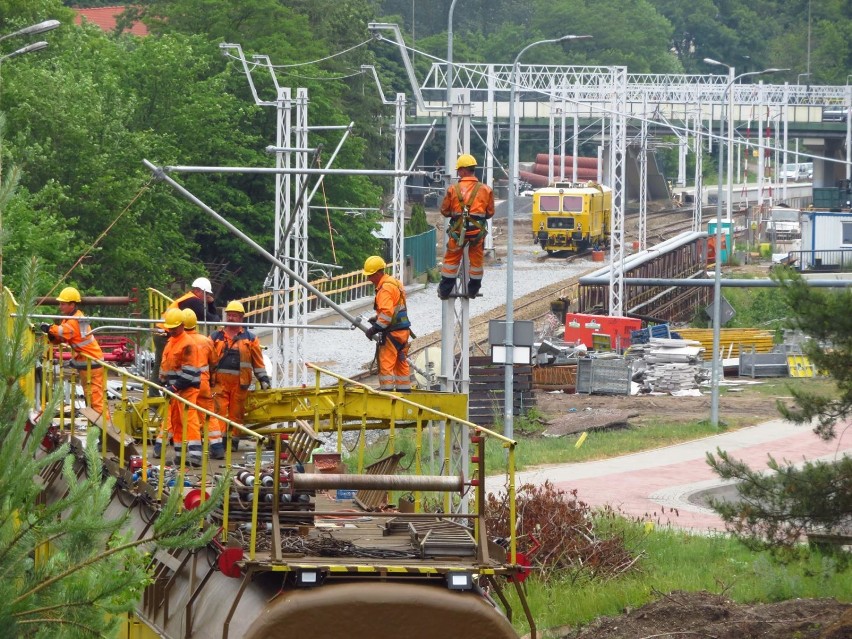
[47,177,154,299]
[317,153,338,264]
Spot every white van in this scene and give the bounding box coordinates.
[781,163,810,182]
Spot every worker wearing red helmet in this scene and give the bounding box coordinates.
[211,300,271,446]
[158,307,203,467]
[40,286,111,421]
[438,153,495,300]
[363,256,411,392]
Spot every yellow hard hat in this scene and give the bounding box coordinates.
[225,300,245,314]
[182,308,197,330]
[456,154,477,170]
[362,255,386,276]
[163,308,185,329]
[56,286,81,303]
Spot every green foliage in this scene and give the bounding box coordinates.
[707,449,852,551]
[404,203,429,237]
[706,268,852,553]
[502,519,852,636]
[0,259,227,638]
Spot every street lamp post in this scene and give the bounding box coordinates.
[702,58,788,427]
[444,0,459,184]
[0,19,59,44]
[504,34,591,439]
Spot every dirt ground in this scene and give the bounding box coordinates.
[536,590,852,639]
[533,383,796,435]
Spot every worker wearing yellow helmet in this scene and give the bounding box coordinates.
[157,307,204,466]
[438,153,495,300]
[40,287,111,421]
[362,256,412,392]
[211,300,270,447]
[182,308,225,459]
[150,275,221,383]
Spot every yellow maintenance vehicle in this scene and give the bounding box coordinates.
[12,285,533,639]
[532,181,612,254]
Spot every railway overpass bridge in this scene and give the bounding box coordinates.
[400,60,851,190]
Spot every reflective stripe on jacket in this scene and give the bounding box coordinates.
[161,331,202,391]
[211,328,270,390]
[47,310,104,369]
[373,274,410,332]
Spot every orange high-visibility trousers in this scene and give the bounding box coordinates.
[169,388,201,444]
[81,367,111,422]
[378,329,411,391]
[213,377,248,436]
[440,235,484,280]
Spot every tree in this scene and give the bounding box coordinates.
[708,269,852,549]
[0,261,228,637]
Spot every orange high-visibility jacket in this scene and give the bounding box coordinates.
[440,175,495,220]
[47,310,104,369]
[160,331,202,393]
[372,274,411,333]
[186,330,216,397]
[211,328,270,390]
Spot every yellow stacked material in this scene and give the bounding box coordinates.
[675,328,776,356]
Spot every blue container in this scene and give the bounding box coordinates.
[335,489,357,500]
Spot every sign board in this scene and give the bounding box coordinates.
[489,320,534,365]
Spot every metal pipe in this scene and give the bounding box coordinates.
[144,160,372,333]
[292,473,465,492]
[162,165,427,177]
[23,314,353,329]
[35,296,135,306]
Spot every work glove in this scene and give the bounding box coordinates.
[40,323,51,335]
[259,380,271,390]
[365,325,379,340]
[162,384,177,395]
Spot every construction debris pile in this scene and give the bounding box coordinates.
[627,338,709,394]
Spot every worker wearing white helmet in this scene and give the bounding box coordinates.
[150,275,221,383]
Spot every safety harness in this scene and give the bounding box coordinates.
[448,182,488,245]
[372,278,413,364]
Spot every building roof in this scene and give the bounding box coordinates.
[73,6,148,37]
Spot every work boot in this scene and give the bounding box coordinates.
[210,442,225,460]
[437,278,455,300]
[467,279,481,298]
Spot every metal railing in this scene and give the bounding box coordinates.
[788,249,852,272]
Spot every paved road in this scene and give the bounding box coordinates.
[487,419,852,533]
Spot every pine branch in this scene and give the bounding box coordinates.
[17,616,104,638]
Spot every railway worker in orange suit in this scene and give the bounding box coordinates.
[211,301,271,447]
[182,308,225,459]
[151,276,220,383]
[362,256,412,392]
[438,153,495,300]
[158,307,203,467]
[41,286,111,421]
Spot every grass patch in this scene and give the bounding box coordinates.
[343,419,733,476]
[504,520,852,636]
[484,419,730,474]
[735,376,836,398]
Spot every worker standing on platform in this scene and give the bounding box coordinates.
[211,301,271,447]
[363,256,412,392]
[158,307,203,467]
[182,308,224,459]
[151,277,220,383]
[41,286,110,420]
[438,153,495,300]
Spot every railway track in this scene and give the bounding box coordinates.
[408,205,703,360]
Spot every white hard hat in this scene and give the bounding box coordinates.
[191,277,213,294]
